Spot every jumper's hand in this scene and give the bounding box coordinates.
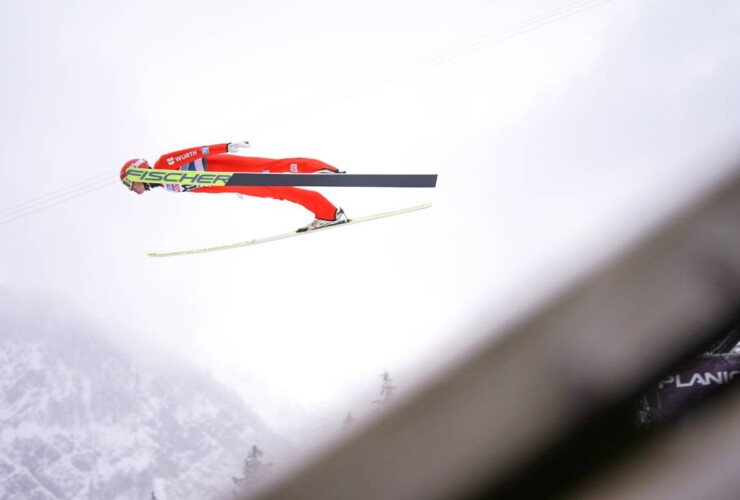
[227,141,250,153]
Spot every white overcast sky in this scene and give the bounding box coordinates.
[2,0,740,439]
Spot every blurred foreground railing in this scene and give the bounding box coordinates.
[249,157,740,500]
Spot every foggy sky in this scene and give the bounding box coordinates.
[2,0,739,436]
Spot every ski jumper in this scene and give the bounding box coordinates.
[153,143,340,220]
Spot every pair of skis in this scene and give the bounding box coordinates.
[129,169,437,257]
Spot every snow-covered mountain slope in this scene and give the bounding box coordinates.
[0,289,281,500]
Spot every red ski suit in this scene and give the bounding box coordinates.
[152,143,340,220]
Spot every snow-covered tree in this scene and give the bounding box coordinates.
[342,412,355,430]
[373,371,397,407]
[232,445,273,497]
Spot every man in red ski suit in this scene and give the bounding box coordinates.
[120,141,348,231]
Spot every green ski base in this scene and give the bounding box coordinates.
[147,203,431,257]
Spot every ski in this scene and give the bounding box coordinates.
[147,203,432,257]
[224,173,437,188]
[125,168,437,188]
